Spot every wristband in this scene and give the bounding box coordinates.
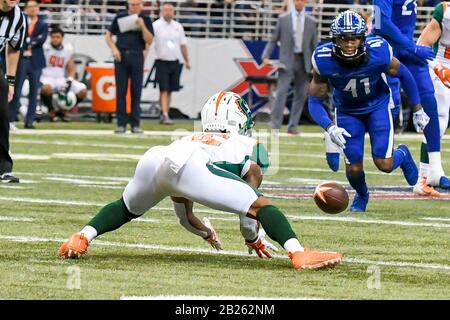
[6,75,15,86]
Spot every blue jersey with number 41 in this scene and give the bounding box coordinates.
[312,36,393,115]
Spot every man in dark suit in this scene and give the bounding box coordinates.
[262,0,318,135]
[9,0,48,129]
[105,0,154,134]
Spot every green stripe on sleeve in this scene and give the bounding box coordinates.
[252,143,270,173]
[433,3,444,28]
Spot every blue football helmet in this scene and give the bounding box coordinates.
[330,10,368,68]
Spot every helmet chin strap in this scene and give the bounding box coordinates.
[340,48,359,57]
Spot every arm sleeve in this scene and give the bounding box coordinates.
[251,143,270,174]
[372,0,416,51]
[395,63,421,105]
[308,96,333,130]
[433,3,444,29]
[179,24,188,46]
[173,201,208,238]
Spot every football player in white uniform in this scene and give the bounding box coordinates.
[414,2,450,195]
[59,92,342,270]
[40,27,87,122]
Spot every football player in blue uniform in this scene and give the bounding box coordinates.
[308,11,429,212]
[372,0,450,190]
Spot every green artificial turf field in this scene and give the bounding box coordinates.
[1,122,449,299]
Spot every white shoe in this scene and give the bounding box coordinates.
[9,122,18,131]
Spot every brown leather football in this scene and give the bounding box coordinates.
[313,182,349,214]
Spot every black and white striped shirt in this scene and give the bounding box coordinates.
[0,5,26,52]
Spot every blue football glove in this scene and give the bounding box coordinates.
[412,45,435,63]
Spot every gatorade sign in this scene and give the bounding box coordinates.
[85,63,131,113]
[97,75,116,101]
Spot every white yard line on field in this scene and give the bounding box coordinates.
[286,168,402,176]
[78,185,124,190]
[10,138,149,150]
[44,177,124,185]
[0,234,449,271]
[52,153,141,161]
[286,177,348,184]
[0,196,104,207]
[285,215,450,228]
[13,154,51,160]
[15,172,131,182]
[0,216,34,222]
[421,217,450,222]
[0,185,31,189]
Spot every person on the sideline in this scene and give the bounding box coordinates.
[105,0,154,134]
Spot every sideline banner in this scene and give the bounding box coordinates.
[66,35,278,119]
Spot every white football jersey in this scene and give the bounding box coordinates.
[163,132,268,177]
[42,42,74,79]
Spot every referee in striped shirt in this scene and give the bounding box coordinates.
[0,0,26,183]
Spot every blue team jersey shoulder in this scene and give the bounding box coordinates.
[312,42,336,76]
[365,36,393,70]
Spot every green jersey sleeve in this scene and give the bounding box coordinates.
[433,3,444,28]
[212,158,250,177]
[251,143,270,173]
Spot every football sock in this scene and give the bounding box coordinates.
[284,238,304,253]
[346,170,368,196]
[79,225,97,242]
[419,162,430,179]
[87,198,139,237]
[256,205,298,248]
[420,142,429,164]
[429,151,445,183]
[421,92,440,152]
[418,142,430,180]
[391,147,406,171]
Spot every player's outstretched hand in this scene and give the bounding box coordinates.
[246,229,278,258]
[327,125,351,149]
[413,45,435,63]
[433,63,450,89]
[203,217,223,251]
[413,108,430,133]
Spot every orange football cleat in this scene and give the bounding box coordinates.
[413,177,440,197]
[58,233,89,259]
[288,248,342,270]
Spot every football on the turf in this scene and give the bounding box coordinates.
[313,182,349,214]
